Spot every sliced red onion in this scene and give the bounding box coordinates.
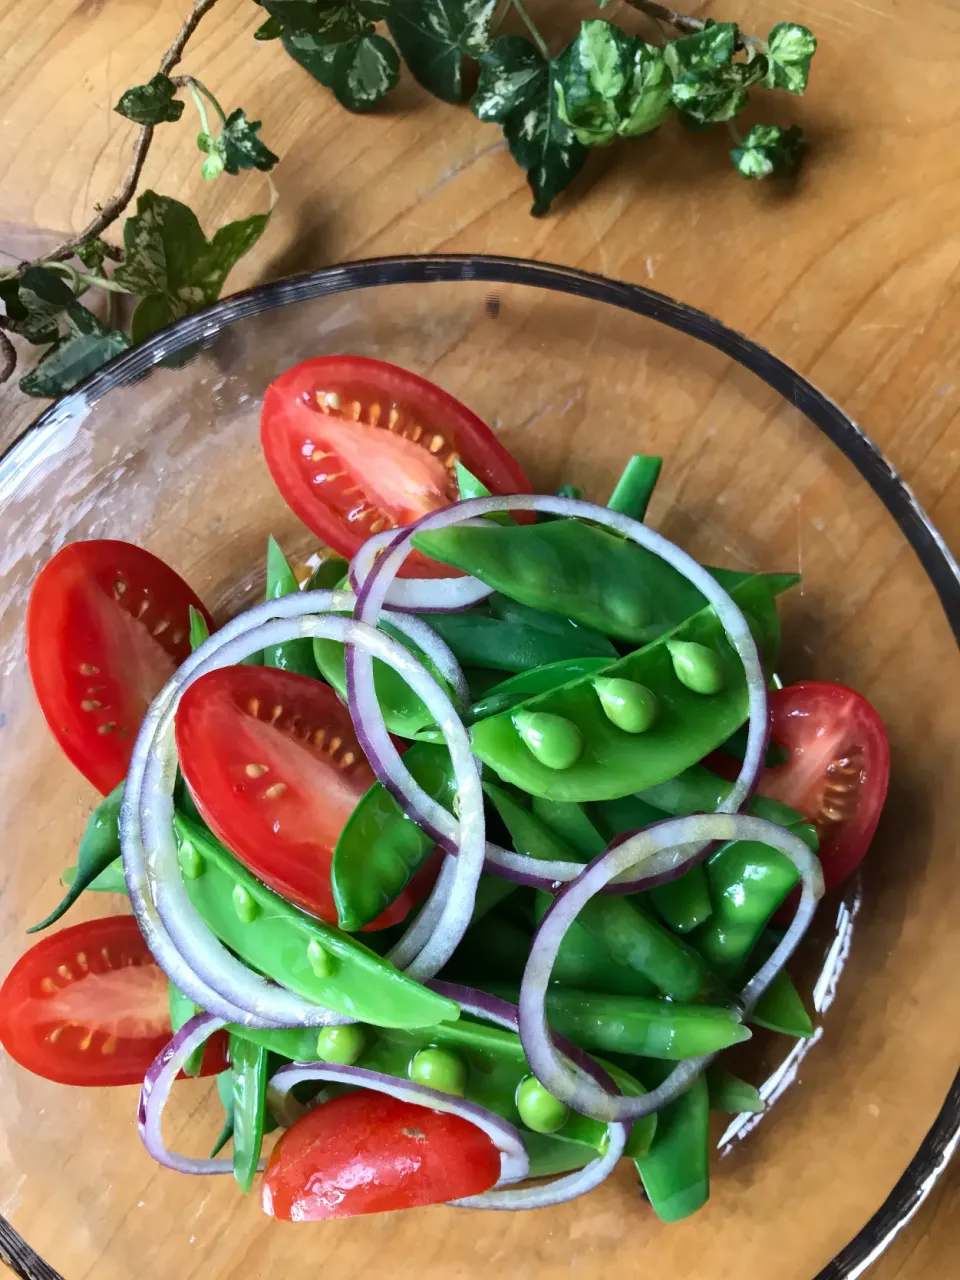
[427,982,630,1211]
[351,494,767,889]
[349,526,493,614]
[138,1013,254,1175]
[518,813,824,1124]
[380,610,470,711]
[266,1062,528,1189]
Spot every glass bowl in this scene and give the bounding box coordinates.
[1,256,958,1280]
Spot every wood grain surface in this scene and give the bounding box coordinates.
[1,1,959,1276]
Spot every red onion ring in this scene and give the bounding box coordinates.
[349,526,494,613]
[517,813,824,1124]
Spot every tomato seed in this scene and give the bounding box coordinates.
[78,1030,93,1052]
[114,579,127,595]
[79,663,100,675]
[75,951,88,972]
[40,977,57,995]
[368,402,381,426]
[264,783,287,799]
[245,763,268,778]
[101,1036,117,1055]
[248,698,261,717]
[80,700,102,711]
[97,722,116,735]
[328,736,342,756]
[388,407,400,430]
[429,434,445,454]
[341,751,355,768]
[348,400,362,420]
[57,964,72,980]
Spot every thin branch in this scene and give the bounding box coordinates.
[22,0,221,269]
[0,328,16,386]
[511,0,551,60]
[622,0,767,54]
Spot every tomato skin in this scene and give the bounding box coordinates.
[0,917,226,1086]
[262,1091,501,1220]
[757,681,890,894]
[175,666,435,929]
[260,356,532,577]
[27,540,212,794]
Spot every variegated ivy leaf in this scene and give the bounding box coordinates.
[388,0,497,103]
[765,22,817,94]
[114,73,184,126]
[114,192,270,342]
[15,272,129,396]
[730,123,803,178]
[255,0,379,44]
[282,30,399,111]
[672,56,765,127]
[471,36,588,216]
[554,21,671,146]
[197,108,278,179]
[663,21,737,77]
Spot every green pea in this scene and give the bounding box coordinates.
[666,640,726,695]
[516,1075,570,1134]
[178,839,203,880]
[316,1025,366,1065]
[232,884,259,924]
[593,677,658,733]
[513,711,583,770]
[307,938,337,978]
[409,1047,467,1097]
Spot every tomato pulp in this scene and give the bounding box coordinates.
[262,1091,501,1220]
[175,665,436,928]
[27,540,211,793]
[260,356,532,577]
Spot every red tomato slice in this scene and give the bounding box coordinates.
[757,681,890,893]
[260,356,533,578]
[175,665,435,929]
[0,917,226,1086]
[262,1091,501,1220]
[27,540,212,794]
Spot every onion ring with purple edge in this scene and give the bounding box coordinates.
[518,813,823,1124]
[349,525,494,614]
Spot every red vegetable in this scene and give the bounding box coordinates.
[261,1090,502,1220]
[175,665,437,928]
[27,540,211,794]
[260,356,532,578]
[0,917,226,1086]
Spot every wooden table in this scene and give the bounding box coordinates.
[1,0,959,1275]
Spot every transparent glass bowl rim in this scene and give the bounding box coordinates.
[1,254,958,1280]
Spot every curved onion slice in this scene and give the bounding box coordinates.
[349,526,494,614]
[138,1013,249,1174]
[266,1061,528,1189]
[517,814,824,1124]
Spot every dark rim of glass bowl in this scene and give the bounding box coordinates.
[0,255,957,1280]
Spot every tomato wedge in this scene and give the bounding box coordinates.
[260,356,533,578]
[262,1091,501,1220]
[757,681,890,893]
[0,917,225,1086]
[175,665,436,929]
[27,540,211,794]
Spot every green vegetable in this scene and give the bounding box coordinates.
[229,1034,268,1193]
[175,813,458,1029]
[666,639,727,694]
[485,782,588,870]
[635,1065,710,1223]
[315,1024,366,1065]
[530,797,607,860]
[305,554,350,590]
[606,453,663,520]
[210,1070,235,1157]
[464,658,613,724]
[60,859,126,895]
[422,607,616,674]
[189,604,210,650]
[409,1047,468,1097]
[263,536,319,676]
[516,1075,569,1134]
[751,965,814,1038]
[694,839,800,978]
[169,981,205,1078]
[707,1067,764,1114]
[29,783,125,932]
[593,677,659,733]
[514,710,584,770]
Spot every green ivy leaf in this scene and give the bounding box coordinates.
[256,0,376,44]
[0,271,66,344]
[388,0,497,103]
[471,36,588,216]
[672,57,765,126]
[663,22,737,76]
[20,325,130,398]
[114,191,270,340]
[282,31,400,111]
[254,16,284,39]
[75,239,111,271]
[730,123,803,178]
[114,73,184,126]
[197,108,278,177]
[554,21,671,146]
[765,22,816,94]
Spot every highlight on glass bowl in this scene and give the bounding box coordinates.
[0,258,957,1280]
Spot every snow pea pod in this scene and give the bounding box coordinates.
[210,1070,235,1157]
[442,910,532,986]
[530,797,607,859]
[169,981,206,1077]
[484,983,751,1060]
[174,813,458,1030]
[752,967,814,1038]
[421,608,616,674]
[263,537,320,677]
[229,1032,268,1193]
[29,782,125,932]
[332,743,455,931]
[230,1013,657,1161]
[707,1067,764,1114]
[606,453,662,522]
[60,858,127,895]
[634,1062,710,1223]
[305,554,349,590]
[413,516,798,646]
[470,575,781,802]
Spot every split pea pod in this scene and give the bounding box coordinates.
[634,1063,710,1223]
[264,537,320,677]
[421,605,616,674]
[229,1032,269,1193]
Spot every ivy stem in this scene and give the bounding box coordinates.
[175,75,228,128]
[45,262,132,294]
[511,0,551,60]
[623,0,767,54]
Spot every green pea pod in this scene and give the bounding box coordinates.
[422,611,617,674]
[313,621,447,738]
[169,981,206,1077]
[717,720,789,766]
[694,840,801,979]
[191,604,260,666]
[635,1063,710,1223]
[555,483,581,500]
[442,910,532,986]
[590,794,713,934]
[542,910,658,997]
[530,797,607,859]
[639,762,812,828]
[412,517,798,646]
[750,967,814,1038]
[332,743,455,931]
[484,594,619,657]
[174,813,459,1029]
[606,454,663,521]
[305,553,349,590]
[484,781,591,870]
[263,537,320,677]
[210,1069,235,1157]
[230,1013,657,1162]
[469,874,517,927]
[456,461,512,525]
[60,857,127,895]
[28,782,125,932]
[707,1067,764,1114]
[484,983,750,1060]
[523,1132,593,1177]
[471,576,782,802]
[229,1033,269,1192]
